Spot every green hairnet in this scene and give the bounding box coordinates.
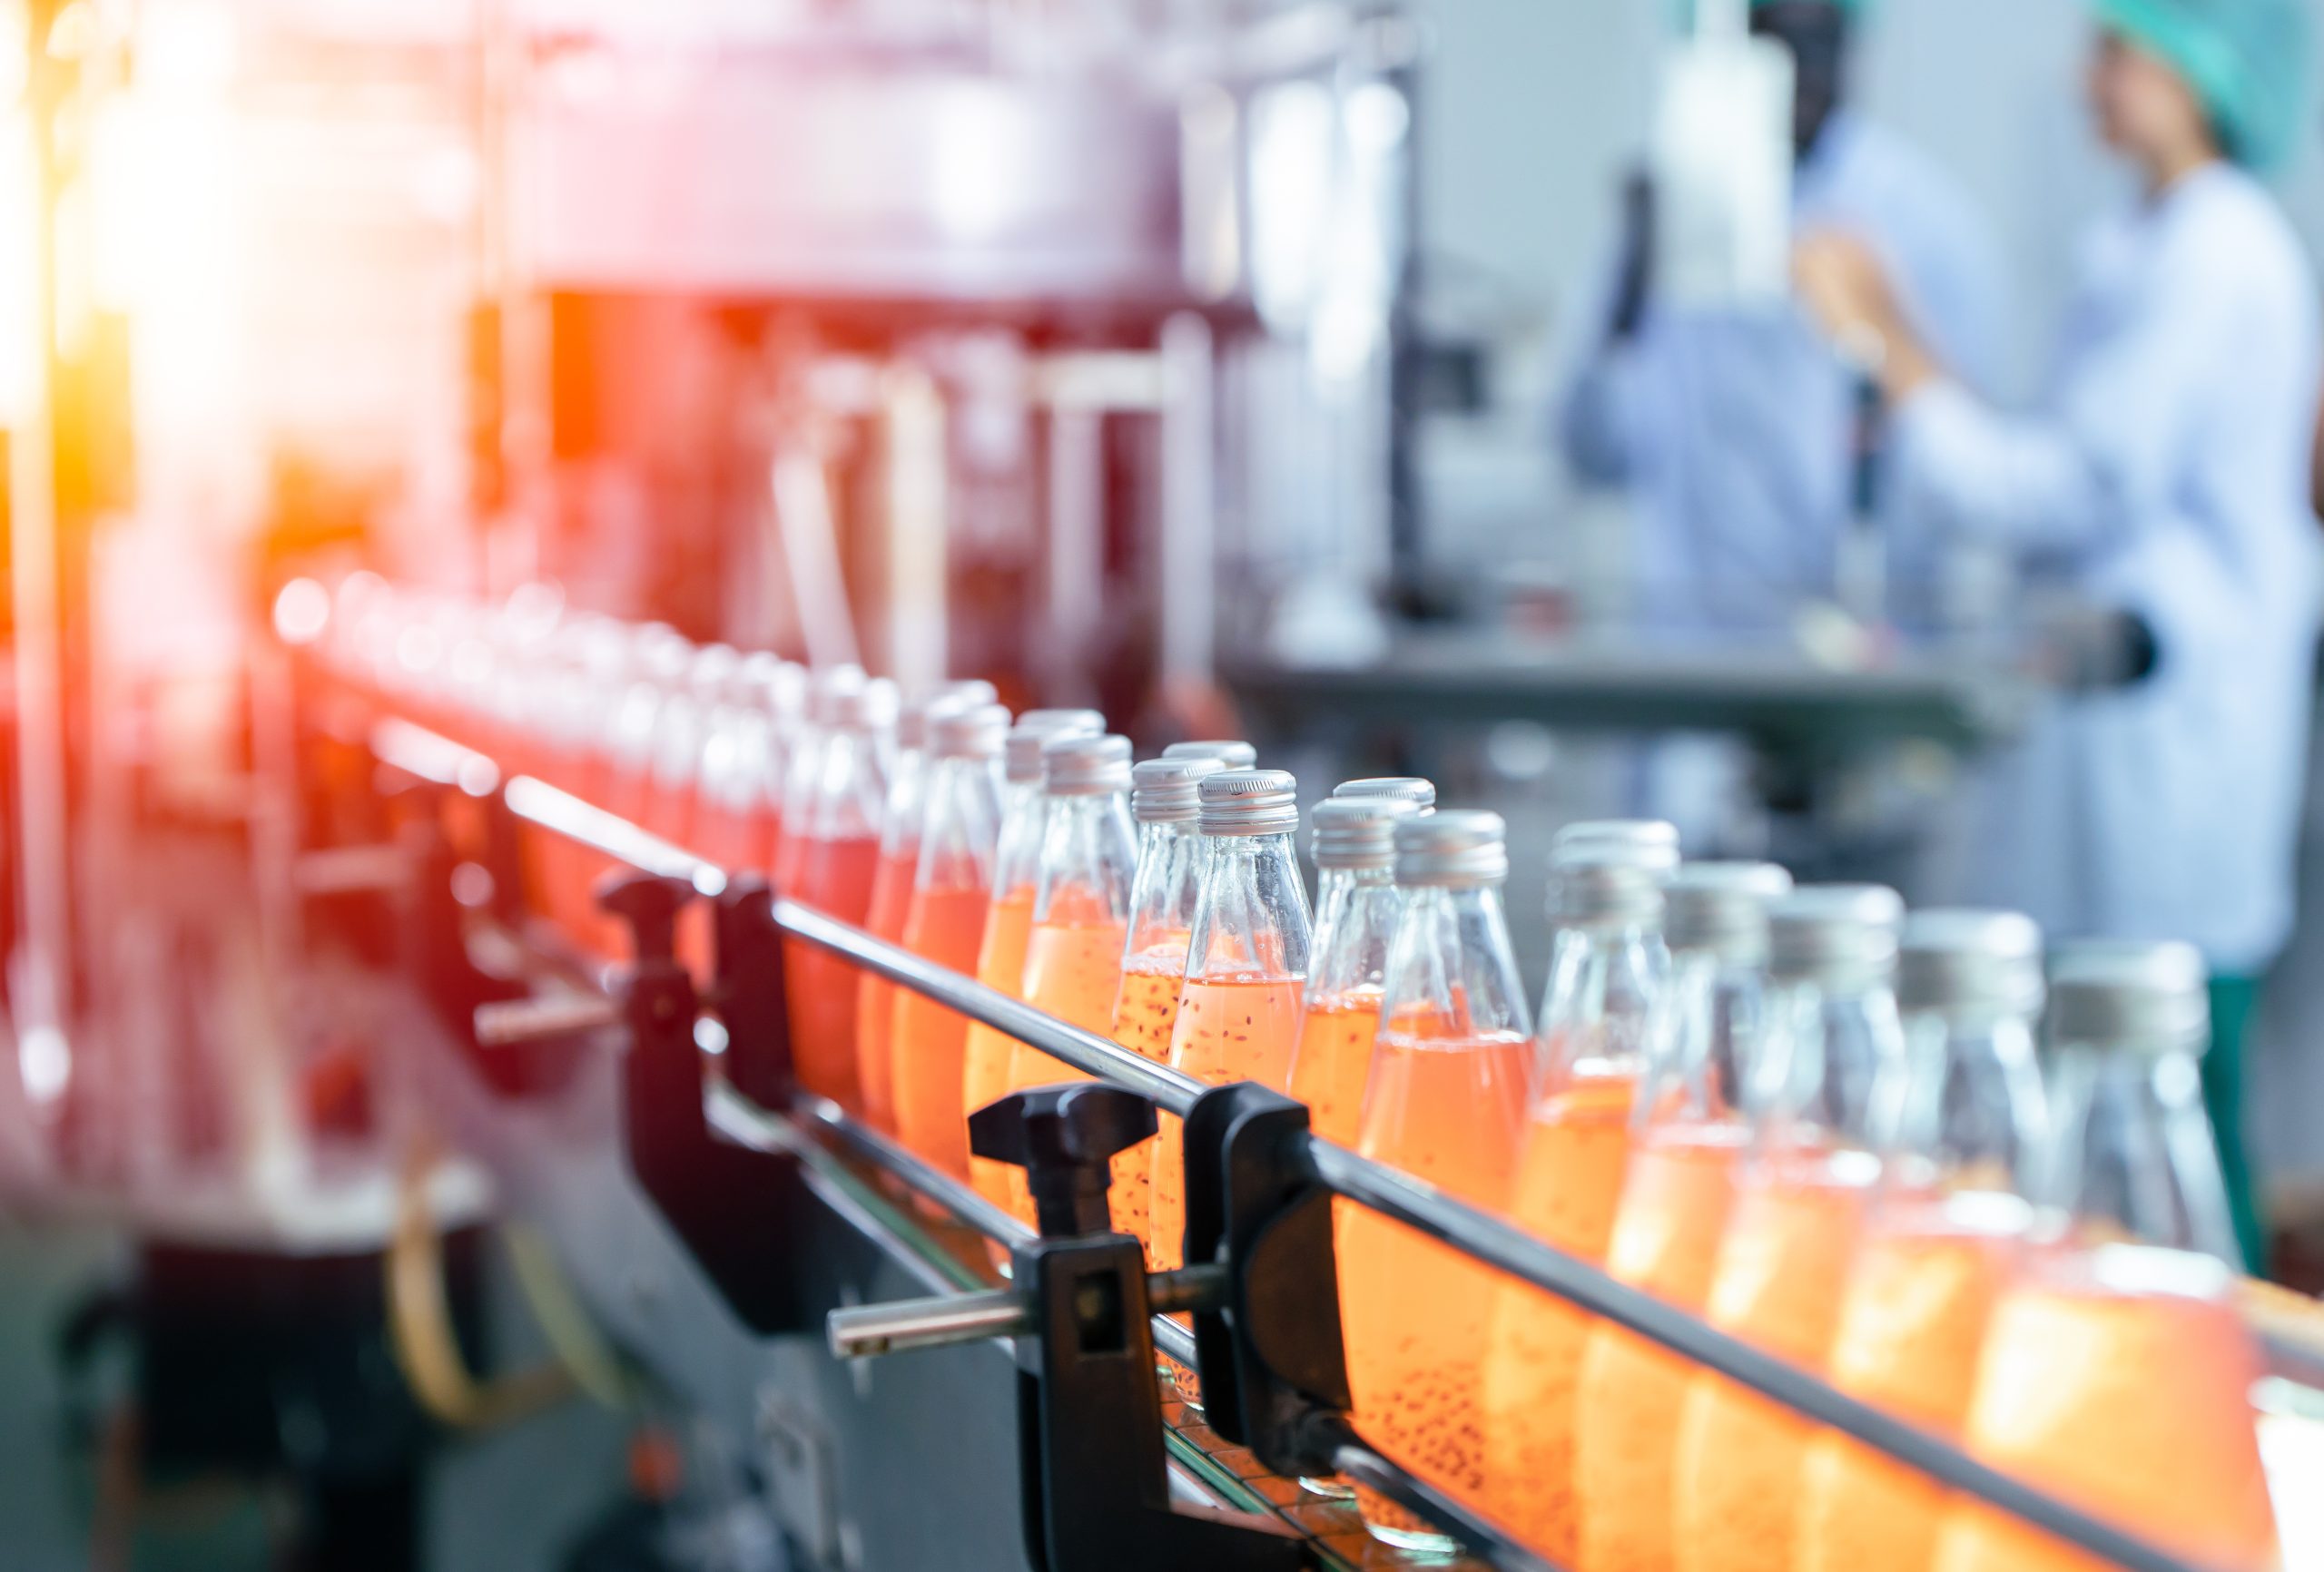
[2094,0,2311,170]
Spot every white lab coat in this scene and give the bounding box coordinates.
[1892,162,2321,972]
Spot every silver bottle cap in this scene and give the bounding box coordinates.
[1395,811,1509,888]
[1165,740,1259,770]
[1551,847,1667,928]
[1313,797,1417,870]
[2047,941,2210,1058]
[929,702,1010,760]
[1334,777,1437,811]
[1768,885,1905,988]
[1198,770,1299,836]
[1551,820,1680,875]
[822,673,895,732]
[1042,733,1134,796]
[1664,863,1795,962]
[1131,758,1224,825]
[899,681,1000,751]
[1005,710,1104,783]
[1897,910,2045,1023]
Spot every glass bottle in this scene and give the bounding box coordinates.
[1483,839,1672,1562]
[602,627,694,829]
[772,665,865,895]
[646,643,740,847]
[1288,796,1421,1151]
[1673,885,1907,1572]
[1573,861,1791,1572]
[890,702,1011,1180]
[960,710,1105,1209]
[999,733,1139,1226]
[1334,777,1438,812]
[1161,739,1257,769]
[1107,755,1227,1257]
[1151,770,1314,1410]
[1340,811,1535,1553]
[1798,910,2047,1572]
[781,678,896,1110]
[1937,942,2278,1572]
[1285,792,1415,1501]
[694,654,799,875]
[856,682,1000,1134]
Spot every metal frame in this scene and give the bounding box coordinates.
[371,714,2258,1572]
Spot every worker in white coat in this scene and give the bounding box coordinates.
[1796,0,2318,1272]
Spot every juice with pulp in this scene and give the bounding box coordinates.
[1797,1196,2028,1572]
[1671,1151,1875,1572]
[1287,991,1385,1150]
[783,832,881,1107]
[890,882,993,1179]
[1108,953,1190,1254]
[1482,1070,1638,1562]
[1572,1124,1746,1572]
[852,843,920,1132]
[1933,1255,2278,1572]
[961,890,1038,1209]
[1338,1024,1532,1547]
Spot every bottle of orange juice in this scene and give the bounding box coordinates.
[1285,791,1418,1498]
[960,711,1104,1209]
[999,733,1140,1225]
[1797,909,2047,1572]
[1672,884,1905,1572]
[889,702,1010,1179]
[1483,836,1674,1563]
[1151,769,1314,1409]
[645,643,740,849]
[855,683,1000,1134]
[1339,811,1534,1552]
[1108,755,1230,1255]
[1289,795,1423,1152]
[780,678,898,1110]
[693,655,793,874]
[1571,860,1789,1572]
[1935,941,2279,1572]
[771,665,862,896]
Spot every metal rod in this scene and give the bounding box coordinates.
[828,1268,1226,1362]
[500,775,725,895]
[774,899,1206,1117]
[1303,1140,2218,1572]
[473,995,624,1048]
[796,1092,1031,1247]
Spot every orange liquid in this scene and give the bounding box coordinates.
[1482,1071,1639,1563]
[1287,993,1384,1150]
[962,891,1038,1209]
[1339,1028,1532,1546]
[1797,1204,2027,1572]
[1000,918,1130,1226]
[890,883,993,1179]
[1672,1156,1875,1572]
[1108,955,1189,1257]
[783,833,881,1108]
[852,844,920,1133]
[1934,1267,2279,1572]
[1573,1125,1746,1572]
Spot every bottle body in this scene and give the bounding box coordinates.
[782,702,891,1109]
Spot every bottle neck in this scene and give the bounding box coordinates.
[1380,883,1531,1044]
[806,725,888,840]
[1541,919,1671,1086]
[1033,791,1137,926]
[1125,819,1206,962]
[991,777,1049,899]
[915,755,1004,893]
[1750,975,1906,1161]
[1891,1005,2048,1198]
[1186,830,1313,983]
[2044,1043,2241,1269]
[1636,946,1759,1130]
[1309,866,1405,1005]
[878,747,930,855]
